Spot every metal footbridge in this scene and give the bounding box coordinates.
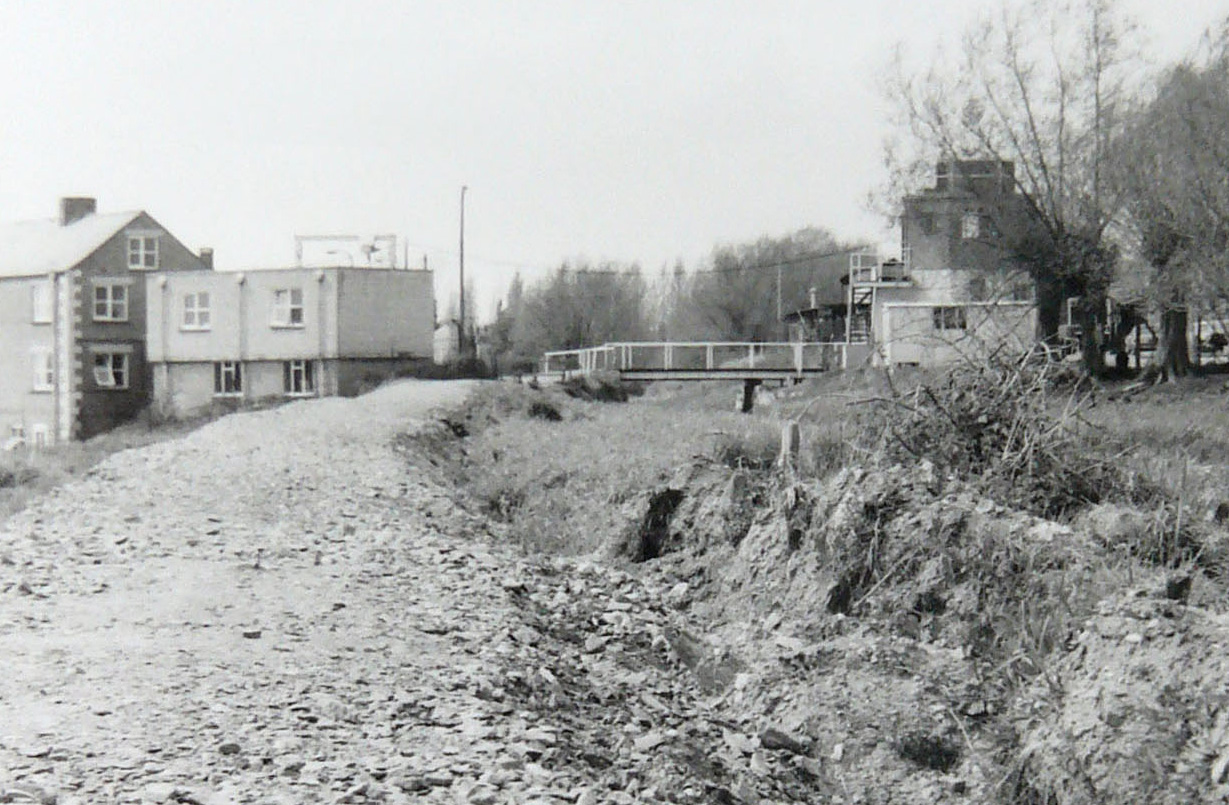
[540,341,851,382]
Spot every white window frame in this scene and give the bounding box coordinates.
[31,280,52,324]
[960,212,981,240]
[128,234,160,269]
[213,361,243,396]
[93,283,128,322]
[92,352,129,389]
[272,288,305,328]
[283,360,315,396]
[31,347,54,392]
[183,292,212,331]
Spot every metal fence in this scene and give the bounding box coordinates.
[541,341,847,376]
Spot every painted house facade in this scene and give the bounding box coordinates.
[849,160,1038,366]
[0,198,210,444]
[145,266,434,418]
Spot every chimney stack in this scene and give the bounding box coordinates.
[199,247,214,270]
[59,197,96,226]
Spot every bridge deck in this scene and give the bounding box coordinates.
[541,341,849,380]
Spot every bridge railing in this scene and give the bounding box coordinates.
[542,341,847,375]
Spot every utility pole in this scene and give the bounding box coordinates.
[776,264,783,339]
[459,185,468,360]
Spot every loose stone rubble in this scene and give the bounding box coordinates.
[0,380,830,804]
[1010,590,1229,804]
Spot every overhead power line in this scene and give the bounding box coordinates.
[403,242,872,278]
[697,245,868,276]
[531,246,872,277]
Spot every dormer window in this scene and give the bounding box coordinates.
[128,235,159,269]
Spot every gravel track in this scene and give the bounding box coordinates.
[0,380,548,804]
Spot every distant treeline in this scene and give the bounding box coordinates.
[485,227,863,373]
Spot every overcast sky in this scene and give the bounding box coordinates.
[0,1,1224,319]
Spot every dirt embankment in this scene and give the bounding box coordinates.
[439,375,1229,804]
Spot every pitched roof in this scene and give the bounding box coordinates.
[0,211,143,279]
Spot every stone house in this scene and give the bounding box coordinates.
[0,197,210,444]
[145,266,435,419]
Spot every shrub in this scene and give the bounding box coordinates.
[528,400,563,422]
[0,464,38,489]
[559,374,642,402]
[856,352,1158,518]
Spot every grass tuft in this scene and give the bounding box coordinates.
[709,427,779,471]
[528,400,563,422]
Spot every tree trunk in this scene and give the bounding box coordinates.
[1034,274,1064,347]
[1155,307,1191,381]
[1079,296,1107,377]
[1108,303,1136,374]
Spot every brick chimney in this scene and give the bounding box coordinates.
[199,247,214,270]
[59,197,96,226]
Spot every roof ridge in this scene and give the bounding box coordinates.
[0,210,147,278]
[7,209,143,225]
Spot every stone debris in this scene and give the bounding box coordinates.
[0,782,57,804]
[1012,592,1229,803]
[0,381,831,803]
[759,728,808,756]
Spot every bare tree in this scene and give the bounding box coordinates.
[488,273,533,374]
[1116,25,1229,379]
[680,228,862,341]
[508,261,650,358]
[884,0,1141,374]
[646,259,688,341]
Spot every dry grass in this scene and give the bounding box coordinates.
[1083,376,1229,522]
[840,355,1157,518]
[0,412,213,523]
[436,380,786,555]
[420,369,1229,803]
[439,368,1229,560]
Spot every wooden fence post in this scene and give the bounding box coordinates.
[779,420,801,468]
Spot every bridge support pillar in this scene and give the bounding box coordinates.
[740,379,761,414]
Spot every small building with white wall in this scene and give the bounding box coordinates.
[145,266,434,419]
